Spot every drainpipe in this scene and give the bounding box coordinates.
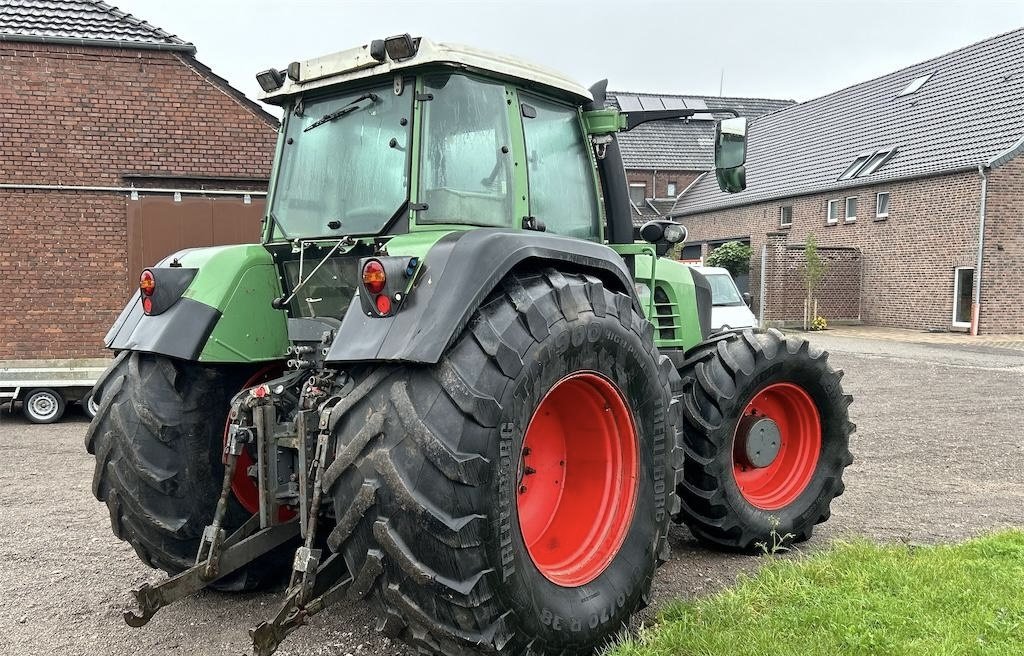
[971,164,988,336]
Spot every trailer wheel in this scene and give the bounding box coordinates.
[85,351,291,591]
[82,391,100,420]
[325,269,682,655]
[23,388,66,424]
[674,329,855,551]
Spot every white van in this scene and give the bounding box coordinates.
[691,266,758,331]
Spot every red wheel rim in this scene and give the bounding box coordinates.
[517,372,639,587]
[223,365,294,521]
[732,382,821,510]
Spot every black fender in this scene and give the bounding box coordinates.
[325,229,640,364]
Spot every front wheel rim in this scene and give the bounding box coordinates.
[517,372,639,587]
[28,392,59,420]
[732,382,821,510]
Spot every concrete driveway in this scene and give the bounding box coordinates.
[2,331,1022,656]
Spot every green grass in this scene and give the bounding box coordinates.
[611,530,1024,656]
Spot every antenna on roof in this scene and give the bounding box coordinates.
[719,68,724,96]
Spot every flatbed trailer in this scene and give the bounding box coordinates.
[0,358,110,423]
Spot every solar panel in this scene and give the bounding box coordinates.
[616,95,643,111]
[638,96,666,110]
[682,97,709,111]
[662,97,687,110]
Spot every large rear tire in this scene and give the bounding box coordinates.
[85,351,288,590]
[324,269,682,655]
[674,329,854,551]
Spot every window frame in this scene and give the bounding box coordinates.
[875,191,890,219]
[779,205,793,228]
[628,183,647,204]
[826,199,841,225]
[666,181,677,197]
[952,266,974,328]
[845,196,858,223]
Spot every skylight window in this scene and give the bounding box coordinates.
[836,147,898,180]
[838,153,872,180]
[859,148,898,176]
[897,72,934,97]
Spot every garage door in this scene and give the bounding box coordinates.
[126,194,265,284]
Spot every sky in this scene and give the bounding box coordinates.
[117,0,1024,106]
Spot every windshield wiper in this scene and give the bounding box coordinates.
[303,93,379,133]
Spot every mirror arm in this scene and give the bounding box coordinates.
[623,108,739,131]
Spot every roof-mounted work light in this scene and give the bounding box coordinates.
[383,33,419,61]
[256,68,285,92]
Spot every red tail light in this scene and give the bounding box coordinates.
[362,260,386,294]
[142,296,153,314]
[375,294,392,315]
[140,270,155,296]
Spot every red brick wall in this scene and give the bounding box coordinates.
[760,233,862,324]
[680,171,988,331]
[0,43,277,359]
[626,169,701,198]
[980,153,1024,334]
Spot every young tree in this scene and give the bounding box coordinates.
[705,241,753,277]
[803,234,826,329]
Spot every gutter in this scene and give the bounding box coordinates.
[0,183,265,197]
[0,33,196,54]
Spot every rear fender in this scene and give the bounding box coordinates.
[105,245,289,363]
[325,229,639,364]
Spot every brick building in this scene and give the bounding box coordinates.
[0,0,278,360]
[674,28,1024,334]
[607,91,793,231]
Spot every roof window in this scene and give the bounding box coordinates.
[837,147,898,180]
[897,72,934,97]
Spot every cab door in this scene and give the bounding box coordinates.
[518,93,602,242]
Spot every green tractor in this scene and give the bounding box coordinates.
[86,35,854,656]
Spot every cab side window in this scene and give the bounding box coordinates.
[520,94,601,241]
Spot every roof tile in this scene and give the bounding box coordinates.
[0,0,192,49]
[675,28,1024,215]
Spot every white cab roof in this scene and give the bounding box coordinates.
[259,38,593,104]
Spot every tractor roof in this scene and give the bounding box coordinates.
[258,37,593,105]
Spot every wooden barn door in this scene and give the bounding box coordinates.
[126,194,265,287]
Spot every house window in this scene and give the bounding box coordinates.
[666,181,677,196]
[826,199,841,224]
[859,148,897,176]
[837,147,898,180]
[845,196,857,222]
[629,183,646,204]
[839,153,872,180]
[897,72,934,97]
[952,267,974,328]
[780,206,793,228]
[876,192,890,219]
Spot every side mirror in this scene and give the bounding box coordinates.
[742,292,752,306]
[714,117,748,193]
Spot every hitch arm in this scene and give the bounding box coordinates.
[123,518,300,627]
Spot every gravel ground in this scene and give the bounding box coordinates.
[3,332,1023,656]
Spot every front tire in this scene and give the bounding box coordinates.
[324,269,682,655]
[674,329,854,551]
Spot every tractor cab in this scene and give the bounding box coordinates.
[255,35,747,329]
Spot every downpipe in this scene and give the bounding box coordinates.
[971,164,988,336]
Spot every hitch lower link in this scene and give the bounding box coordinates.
[249,397,352,656]
[121,378,352,656]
